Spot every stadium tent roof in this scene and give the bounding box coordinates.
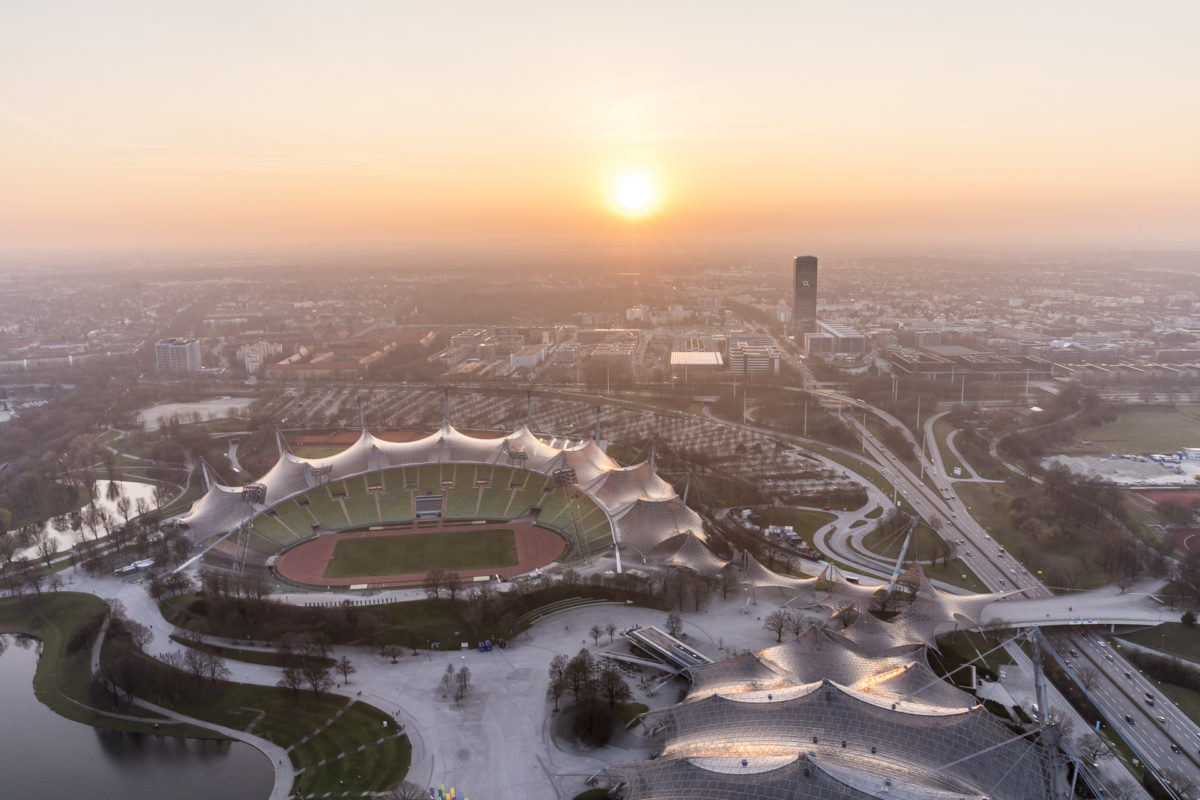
[621,678,1049,800]
[174,423,712,569]
[585,461,676,508]
[651,531,728,576]
[556,440,619,485]
[176,478,251,536]
[686,629,973,711]
[612,496,707,557]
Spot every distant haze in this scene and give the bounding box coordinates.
[2,1,1199,262]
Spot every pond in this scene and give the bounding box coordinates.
[138,398,256,431]
[0,634,274,800]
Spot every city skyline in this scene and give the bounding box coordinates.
[2,1,1199,261]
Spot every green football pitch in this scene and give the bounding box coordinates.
[323,528,518,578]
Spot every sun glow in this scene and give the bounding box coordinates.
[610,171,660,218]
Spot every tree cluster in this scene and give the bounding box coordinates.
[547,648,633,747]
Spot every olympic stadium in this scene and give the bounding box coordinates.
[175,417,712,586]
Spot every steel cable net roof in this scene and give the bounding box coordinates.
[737,556,1007,657]
[650,531,728,576]
[175,423,712,567]
[615,680,1049,800]
[687,628,972,711]
[586,462,676,508]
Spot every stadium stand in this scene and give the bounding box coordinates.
[341,489,381,527]
[377,490,415,523]
[444,488,480,519]
[304,490,351,529]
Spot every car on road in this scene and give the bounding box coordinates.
[1171,744,1181,754]
[1125,715,1135,724]
[1145,691,1155,701]
[1124,671,1132,679]
[1069,649,1079,657]
[1157,715,1167,724]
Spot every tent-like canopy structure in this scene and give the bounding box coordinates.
[174,422,712,573]
[613,633,1051,800]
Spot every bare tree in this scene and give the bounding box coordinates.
[277,665,305,699]
[425,569,447,600]
[336,655,357,685]
[445,572,465,601]
[301,662,333,697]
[598,664,632,709]
[764,609,790,642]
[382,645,402,664]
[787,611,806,638]
[386,781,429,800]
[1074,732,1112,764]
[547,654,568,711]
[35,530,58,569]
[1076,666,1099,691]
[665,611,683,638]
[605,622,617,643]
[455,665,471,702]
[589,624,604,646]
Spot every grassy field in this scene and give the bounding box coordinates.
[955,481,1110,590]
[324,528,518,578]
[751,506,837,535]
[1119,622,1200,663]
[1065,406,1200,455]
[862,519,943,560]
[101,636,411,796]
[0,593,210,737]
[934,417,966,476]
[951,429,1010,481]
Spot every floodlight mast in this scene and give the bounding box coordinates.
[235,483,267,578]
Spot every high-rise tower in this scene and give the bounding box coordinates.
[793,255,818,337]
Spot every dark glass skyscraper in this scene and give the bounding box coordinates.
[793,255,818,337]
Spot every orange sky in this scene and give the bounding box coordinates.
[2,1,1199,259]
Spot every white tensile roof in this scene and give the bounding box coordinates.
[175,423,710,570]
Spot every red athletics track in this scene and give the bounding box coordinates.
[1136,490,1200,506]
[274,519,566,588]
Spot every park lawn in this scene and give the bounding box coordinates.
[951,429,1010,481]
[1068,407,1200,456]
[752,506,837,535]
[861,519,944,561]
[934,418,966,476]
[170,634,335,669]
[324,528,518,578]
[922,558,990,594]
[955,482,1110,590]
[1119,623,1200,664]
[0,593,210,738]
[100,639,411,796]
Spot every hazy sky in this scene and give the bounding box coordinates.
[2,1,1198,259]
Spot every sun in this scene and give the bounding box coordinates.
[610,171,660,218]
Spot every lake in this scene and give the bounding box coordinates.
[0,634,273,800]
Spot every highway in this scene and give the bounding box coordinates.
[817,388,1195,794]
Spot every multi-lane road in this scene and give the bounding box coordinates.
[819,389,1196,792]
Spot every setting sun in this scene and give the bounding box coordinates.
[610,171,660,218]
